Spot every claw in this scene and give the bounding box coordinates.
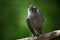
[32,34,38,40]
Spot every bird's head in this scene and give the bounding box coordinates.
[28,4,37,13]
[28,4,38,15]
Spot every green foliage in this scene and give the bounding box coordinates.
[0,0,60,40]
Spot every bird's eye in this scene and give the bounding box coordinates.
[33,6,36,8]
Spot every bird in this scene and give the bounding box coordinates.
[26,4,44,40]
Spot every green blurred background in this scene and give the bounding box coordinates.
[0,0,60,40]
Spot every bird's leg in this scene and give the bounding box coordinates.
[29,29,37,40]
[29,27,36,36]
[31,30,37,39]
[37,30,42,40]
[36,28,42,36]
[38,30,42,35]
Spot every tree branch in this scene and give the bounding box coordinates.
[17,30,60,40]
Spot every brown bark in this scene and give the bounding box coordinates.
[17,30,60,40]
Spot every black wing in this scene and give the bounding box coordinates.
[26,17,31,29]
[26,17,36,35]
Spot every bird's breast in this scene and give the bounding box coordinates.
[30,18,42,29]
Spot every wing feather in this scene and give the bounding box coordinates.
[26,17,36,35]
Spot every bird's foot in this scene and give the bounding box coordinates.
[32,34,38,40]
[36,34,40,37]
